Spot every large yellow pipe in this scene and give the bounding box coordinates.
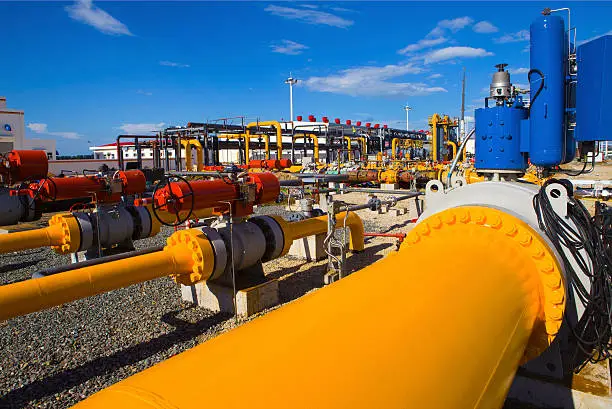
[190,139,204,171]
[73,206,565,409]
[247,121,282,160]
[0,229,213,322]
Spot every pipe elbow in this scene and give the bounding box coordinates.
[338,211,365,252]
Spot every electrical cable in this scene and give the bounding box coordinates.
[533,179,612,371]
[528,68,545,115]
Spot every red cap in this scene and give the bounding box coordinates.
[296,115,303,121]
[308,115,316,122]
[334,118,341,124]
[366,122,371,128]
[356,121,362,126]
[346,120,352,125]
[374,123,380,129]
[322,116,329,123]
[383,124,388,129]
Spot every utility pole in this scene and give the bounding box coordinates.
[403,104,412,131]
[285,74,298,121]
[460,67,466,140]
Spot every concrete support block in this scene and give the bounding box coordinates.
[288,233,326,261]
[392,208,407,216]
[381,183,399,190]
[181,279,279,318]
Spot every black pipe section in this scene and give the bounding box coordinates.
[31,245,165,279]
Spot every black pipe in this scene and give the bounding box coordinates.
[32,245,165,279]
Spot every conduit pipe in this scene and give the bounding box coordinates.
[0,213,79,254]
[245,130,271,164]
[271,211,364,256]
[0,229,214,322]
[73,206,565,409]
[0,212,365,322]
[246,121,283,160]
[292,133,320,164]
[446,140,458,161]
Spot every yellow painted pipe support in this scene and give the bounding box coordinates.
[272,211,364,256]
[0,213,81,255]
[0,229,214,322]
[73,206,565,409]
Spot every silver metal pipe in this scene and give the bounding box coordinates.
[446,128,475,188]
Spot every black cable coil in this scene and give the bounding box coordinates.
[533,179,612,372]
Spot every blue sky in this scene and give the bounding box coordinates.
[2,1,610,155]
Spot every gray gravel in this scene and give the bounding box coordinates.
[0,195,419,408]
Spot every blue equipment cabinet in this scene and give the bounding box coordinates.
[529,14,566,167]
[576,35,612,141]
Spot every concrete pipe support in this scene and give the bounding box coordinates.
[73,205,565,409]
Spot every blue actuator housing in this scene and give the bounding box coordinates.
[475,100,528,171]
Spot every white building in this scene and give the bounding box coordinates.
[0,96,56,159]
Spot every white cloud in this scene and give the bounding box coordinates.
[428,73,443,79]
[118,123,166,134]
[136,89,153,96]
[271,40,309,55]
[159,60,190,68]
[27,123,48,133]
[398,37,448,55]
[424,46,494,64]
[495,30,530,43]
[303,63,447,97]
[398,16,472,55]
[429,17,474,37]
[300,4,319,9]
[473,21,498,33]
[27,123,81,139]
[330,7,354,13]
[264,5,353,28]
[508,67,529,74]
[65,0,132,36]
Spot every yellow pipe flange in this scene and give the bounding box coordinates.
[166,229,215,286]
[49,213,81,254]
[407,206,565,360]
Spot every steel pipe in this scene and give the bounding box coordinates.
[73,206,565,409]
[272,211,364,255]
[0,229,214,322]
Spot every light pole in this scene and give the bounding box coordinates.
[285,75,298,121]
[403,104,412,131]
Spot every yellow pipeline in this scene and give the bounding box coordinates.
[0,229,214,322]
[245,130,271,164]
[247,121,283,160]
[74,206,565,409]
[180,139,194,171]
[190,139,204,171]
[343,136,353,161]
[292,133,320,163]
[446,140,457,160]
[0,214,80,255]
[273,211,364,256]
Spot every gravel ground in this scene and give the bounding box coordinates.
[0,192,419,409]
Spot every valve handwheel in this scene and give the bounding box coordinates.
[151,174,195,227]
